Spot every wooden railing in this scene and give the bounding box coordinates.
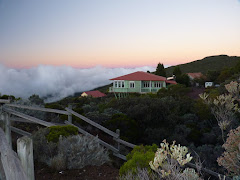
[2,103,135,160]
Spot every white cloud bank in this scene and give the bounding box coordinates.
[0,64,155,102]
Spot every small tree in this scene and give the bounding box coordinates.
[155,63,166,77]
[200,81,240,142]
[206,70,220,82]
[173,66,182,77]
[176,73,190,87]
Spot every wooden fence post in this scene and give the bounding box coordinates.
[0,128,27,180]
[17,136,35,180]
[68,104,72,123]
[4,113,12,148]
[116,129,120,152]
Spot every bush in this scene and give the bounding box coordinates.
[49,153,66,171]
[32,128,57,165]
[104,113,139,142]
[157,84,190,98]
[193,99,212,121]
[46,125,78,142]
[45,103,64,110]
[57,135,110,169]
[119,144,158,176]
[217,126,240,176]
[120,140,202,180]
[33,128,110,170]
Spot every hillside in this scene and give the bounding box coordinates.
[165,55,240,76]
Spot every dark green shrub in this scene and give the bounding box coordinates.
[119,144,158,176]
[46,125,78,142]
[0,95,16,100]
[176,73,191,87]
[204,87,220,99]
[104,113,139,142]
[193,99,212,121]
[157,84,190,98]
[157,87,168,97]
[45,103,64,110]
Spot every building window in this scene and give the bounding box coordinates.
[143,81,151,88]
[154,82,162,88]
[129,81,135,88]
[114,80,124,88]
[122,81,125,88]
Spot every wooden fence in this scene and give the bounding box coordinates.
[0,100,231,180]
[2,103,135,160]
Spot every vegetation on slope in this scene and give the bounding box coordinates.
[166,55,240,76]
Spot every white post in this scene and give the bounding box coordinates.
[0,128,27,180]
[4,113,12,148]
[17,136,35,180]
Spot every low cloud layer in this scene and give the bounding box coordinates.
[0,64,155,102]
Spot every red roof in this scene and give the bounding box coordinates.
[110,71,166,81]
[83,90,106,98]
[166,80,177,84]
[187,73,203,79]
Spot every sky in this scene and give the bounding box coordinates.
[0,0,240,101]
[0,0,240,68]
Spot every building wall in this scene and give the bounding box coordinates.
[111,80,141,93]
[81,92,88,97]
[111,80,166,93]
[141,81,166,92]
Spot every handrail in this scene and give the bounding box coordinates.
[0,99,10,104]
[5,104,69,115]
[11,127,32,137]
[114,138,136,149]
[3,107,54,127]
[65,108,119,138]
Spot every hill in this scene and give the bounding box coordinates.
[165,55,240,76]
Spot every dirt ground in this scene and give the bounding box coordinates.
[35,162,119,180]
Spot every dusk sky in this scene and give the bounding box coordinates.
[1,0,240,68]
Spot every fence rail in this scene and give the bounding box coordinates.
[114,137,136,149]
[65,121,121,155]
[5,104,69,115]
[11,126,32,137]
[0,99,10,104]
[3,107,54,127]
[65,107,119,138]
